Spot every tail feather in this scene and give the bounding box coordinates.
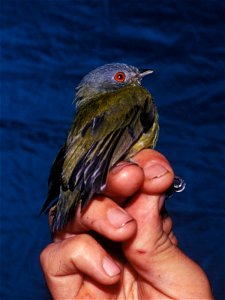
[51,189,80,232]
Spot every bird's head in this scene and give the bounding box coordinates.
[75,63,153,107]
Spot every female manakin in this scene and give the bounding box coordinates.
[41,63,184,232]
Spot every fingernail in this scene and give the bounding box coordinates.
[111,161,137,174]
[107,207,134,228]
[144,163,169,179]
[102,256,121,277]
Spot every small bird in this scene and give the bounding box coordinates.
[41,63,160,232]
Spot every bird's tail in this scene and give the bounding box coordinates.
[50,189,80,232]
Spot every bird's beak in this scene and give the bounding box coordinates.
[139,69,154,78]
[131,69,154,85]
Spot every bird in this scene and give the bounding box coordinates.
[41,63,160,232]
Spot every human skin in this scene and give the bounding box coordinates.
[40,149,213,299]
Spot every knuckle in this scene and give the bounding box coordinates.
[70,234,93,256]
[40,234,95,277]
[40,243,55,272]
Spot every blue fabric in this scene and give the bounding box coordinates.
[1,0,224,298]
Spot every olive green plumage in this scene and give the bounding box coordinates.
[41,63,159,232]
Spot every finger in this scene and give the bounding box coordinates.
[132,149,174,194]
[54,196,137,243]
[121,152,175,278]
[105,149,174,201]
[122,192,176,288]
[159,197,178,245]
[162,216,178,245]
[168,231,178,245]
[40,234,121,299]
[162,215,173,234]
[51,163,142,241]
[123,194,212,299]
[123,193,166,254]
[105,161,145,203]
[52,149,173,242]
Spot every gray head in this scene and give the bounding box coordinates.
[76,63,153,106]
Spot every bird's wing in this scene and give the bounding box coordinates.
[67,104,142,208]
[61,86,156,209]
[42,86,157,229]
[40,144,66,214]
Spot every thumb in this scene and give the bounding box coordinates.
[122,193,172,278]
[122,151,213,299]
[122,149,175,283]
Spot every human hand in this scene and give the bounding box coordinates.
[40,149,213,299]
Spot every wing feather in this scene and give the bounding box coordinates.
[43,86,157,231]
[40,145,66,214]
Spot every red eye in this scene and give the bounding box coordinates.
[114,71,126,82]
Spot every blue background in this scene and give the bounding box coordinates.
[1,0,224,299]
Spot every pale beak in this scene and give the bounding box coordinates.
[139,69,154,78]
[131,69,154,85]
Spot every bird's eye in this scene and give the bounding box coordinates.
[114,71,126,83]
